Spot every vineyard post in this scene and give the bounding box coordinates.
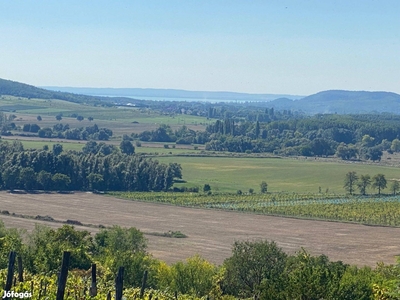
[115,267,124,300]
[56,251,70,300]
[17,255,23,282]
[140,270,148,298]
[4,251,16,299]
[89,263,97,296]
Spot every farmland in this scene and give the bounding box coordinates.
[1,191,400,267]
[2,92,400,270]
[0,95,210,137]
[156,155,400,193]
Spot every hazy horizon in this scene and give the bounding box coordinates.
[1,1,399,95]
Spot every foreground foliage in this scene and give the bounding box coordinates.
[1,222,400,299]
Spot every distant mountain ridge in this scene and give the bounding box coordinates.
[2,78,400,114]
[267,90,400,114]
[42,86,303,102]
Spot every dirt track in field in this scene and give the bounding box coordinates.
[1,191,399,267]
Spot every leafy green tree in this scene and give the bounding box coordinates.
[389,181,400,195]
[361,134,375,147]
[56,114,62,121]
[25,224,93,273]
[93,226,149,285]
[391,139,400,152]
[222,240,287,298]
[22,123,31,132]
[344,171,358,195]
[52,143,63,156]
[285,249,347,300]
[82,140,98,154]
[88,116,94,121]
[37,170,53,190]
[52,173,71,190]
[255,121,260,138]
[2,166,21,189]
[76,115,84,121]
[120,140,135,155]
[29,123,40,133]
[36,115,42,121]
[336,143,358,160]
[94,225,146,255]
[19,167,37,190]
[86,173,104,191]
[203,183,211,192]
[0,221,26,270]
[372,174,387,195]
[170,255,217,297]
[357,174,371,195]
[332,266,376,300]
[260,181,268,193]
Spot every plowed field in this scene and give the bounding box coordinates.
[1,192,399,267]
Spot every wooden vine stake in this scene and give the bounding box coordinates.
[56,251,70,300]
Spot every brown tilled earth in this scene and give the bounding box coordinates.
[1,191,399,267]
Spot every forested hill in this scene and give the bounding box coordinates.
[0,78,137,106]
[269,90,400,114]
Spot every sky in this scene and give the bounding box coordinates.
[1,1,399,95]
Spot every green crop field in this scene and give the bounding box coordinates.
[110,191,400,227]
[155,156,400,194]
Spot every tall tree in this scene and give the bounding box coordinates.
[357,174,371,195]
[260,181,268,194]
[372,174,387,195]
[344,171,358,195]
[390,181,400,195]
[222,240,287,298]
[119,140,135,155]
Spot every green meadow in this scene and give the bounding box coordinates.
[156,156,400,194]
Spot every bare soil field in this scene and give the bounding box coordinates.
[1,191,399,267]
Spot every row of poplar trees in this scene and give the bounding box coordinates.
[0,141,182,191]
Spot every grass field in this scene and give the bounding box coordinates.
[156,156,400,194]
[18,139,85,151]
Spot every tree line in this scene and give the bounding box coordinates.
[130,114,400,161]
[344,171,399,195]
[0,141,181,192]
[19,122,113,141]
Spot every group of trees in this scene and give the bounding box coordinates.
[129,114,400,161]
[34,123,112,141]
[344,171,399,195]
[1,222,399,298]
[0,141,181,192]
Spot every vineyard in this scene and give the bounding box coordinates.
[0,251,210,300]
[110,192,400,227]
[0,270,203,300]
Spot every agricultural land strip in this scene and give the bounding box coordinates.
[1,192,399,267]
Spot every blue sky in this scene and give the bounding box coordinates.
[1,1,399,95]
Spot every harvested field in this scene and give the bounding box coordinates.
[1,191,399,267]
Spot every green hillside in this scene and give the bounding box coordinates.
[0,78,132,106]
